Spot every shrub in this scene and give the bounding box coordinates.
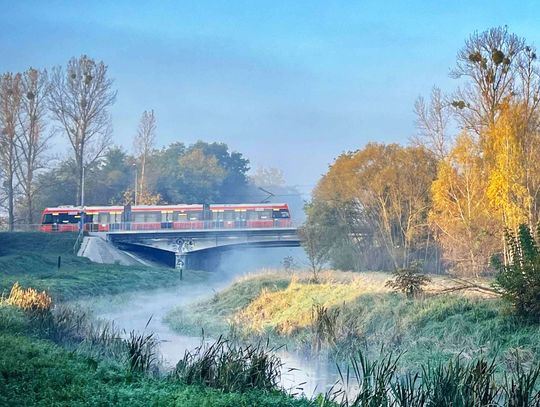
[493,224,540,321]
[6,282,52,311]
[385,264,431,299]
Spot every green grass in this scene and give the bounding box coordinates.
[165,271,540,370]
[0,232,182,301]
[0,307,317,406]
[164,271,291,336]
[0,234,322,405]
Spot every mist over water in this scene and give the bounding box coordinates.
[86,246,342,398]
[216,246,308,275]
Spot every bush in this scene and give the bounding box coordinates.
[6,282,52,311]
[493,224,540,321]
[385,264,431,299]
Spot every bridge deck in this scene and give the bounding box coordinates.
[106,227,298,241]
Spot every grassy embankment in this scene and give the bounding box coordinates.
[0,232,186,300]
[0,310,314,406]
[0,233,316,406]
[165,270,540,369]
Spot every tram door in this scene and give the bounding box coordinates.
[203,204,212,228]
[236,209,247,228]
[123,204,132,230]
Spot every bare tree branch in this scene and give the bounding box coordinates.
[133,109,156,199]
[48,55,116,205]
[0,72,22,230]
[14,68,51,224]
[411,86,453,159]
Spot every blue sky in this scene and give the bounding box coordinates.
[1,1,539,191]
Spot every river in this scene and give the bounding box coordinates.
[84,267,345,399]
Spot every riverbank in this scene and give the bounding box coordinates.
[0,304,320,406]
[0,232,182,300]
[0,232,320,405]
[165,270,540,369]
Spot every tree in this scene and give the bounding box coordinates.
[451,26,526,133]
[411,86,453,160]
[298,220,332,282]
[430,133,499,276]
[15,68,50,224]
[485,102,531,231]
[177,149,226,203]
[154,141,250,204]
[48,55,116,206]
[312,143,438,271]
[133,110,156,201]
[251,167,285,188]
[0,73,22,230]
[187,141,250,202]
[35,148,133,208]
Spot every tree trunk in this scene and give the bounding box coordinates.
[7,169,14,231]
[140,155,146,195]
[26,190,33,225]
[77,153,84,206]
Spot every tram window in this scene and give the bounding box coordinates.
[98,212,110,224]
[247,211,258,220]
[133,212,145,222]
[162,212,173,222]
[175,212,188,221]
[259,210,272,220]
[146,211,160,222]
[56,213,79,224]
[42,214,54,224]
[223,211,235,220]
[272,210,290,219]
[188,211,202,221]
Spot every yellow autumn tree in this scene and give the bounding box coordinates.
[484,102,531,231]
[121,187,161,205]
[430,132,499,276]
[312,143,437,270]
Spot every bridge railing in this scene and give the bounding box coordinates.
[35,219,296,233]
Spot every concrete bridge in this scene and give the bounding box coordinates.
[103,227,300,270]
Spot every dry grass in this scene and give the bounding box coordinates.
[5,282,52,312]
[233,268,492,296]
[231,270,493,336]
[234,273,390,335]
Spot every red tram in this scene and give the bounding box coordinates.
[40,203,292,232]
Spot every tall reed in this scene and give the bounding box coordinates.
[126,321,158,373]
[174,335,282,392]
[328,350,540,407]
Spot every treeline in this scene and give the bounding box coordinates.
[36,141,258,209]
[0,56,297,230]
[306,27,540,276]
